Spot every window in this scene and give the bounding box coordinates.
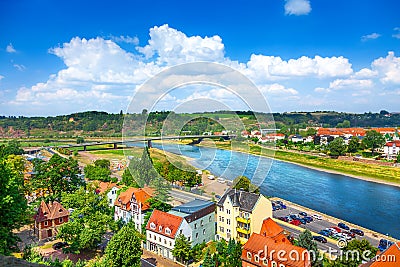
[247,252,252,260]
[169,241,172,246]
[203,229,206,235]
[219,207,224,212]
[154,235,156,240]
[180,229,183,235]
[165,228,171,235]
[209,215,212,222]
[227,219,230,225]
[164,239,167,244]
[219,216,224,223]
[200,220,203,226]
[226,209,231,215]
[150,222,156,230]
[263,259,268,266]
[279,264,285,267]
[159,237,161,242]
[159,225,163,232]
[254,255,259,263]
[194,223,197,229]
[149,234,152,239]
[59,218,63,223]
[188,237,191,241]
[196,233,199,238]
[219,226,224,233]
[271,261,277,267]
[44,221,48,226]
[226,229,231,234]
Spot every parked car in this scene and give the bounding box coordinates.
[343,231,355,238]
[278,216,288,222]
[332,226,342,233]
[338,222,350,230]
[299,212,307,216]
[304,216,313,223]
[312,214,323,220]
[326,228,338,235]
[290,219,301,226]
[350,229,364,236]
[279,203,287,209]
[52,241,68,250]
[340,233,352,240]
[290,214,301,220]
[299,218,307,224]
[318,230,331,237]
[313,236,327,243]
[378,239,394,252]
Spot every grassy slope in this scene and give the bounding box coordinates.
[214,141,400,184]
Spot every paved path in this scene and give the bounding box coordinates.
[142,250,183,267]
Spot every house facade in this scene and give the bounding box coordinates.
[96,181,120,207]
[383,141,400,159]
[114,187,153,232]
[216,189,272,244]
[33,201,69,240]
[242,218,310,267]
[146,209,191,260]
[169,199,216,246]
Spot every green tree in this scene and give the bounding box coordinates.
[76,137,85,144]
[232,176,260,193]
[327,137,346,157]
[94,159,110,169]
[150,175,171,203]
[225,239,242,267]
[172,234,192,264]
[397,153,400,163]
[347,136,360,154]
[0,140,24,158]
[84,164,111,181]
[32,154,83,199]
[129,147,159,187]
[362,130,386,156]
[215,238,228,265]
[202,248,215,267]
[104,222,143,267]
[57,186,114,253]
[325,239,377,267]
[121,168,139,187]
[0,157,29,255]
[298,229,321,267]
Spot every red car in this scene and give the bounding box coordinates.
[332,226,342,233]
[290,219,301,226]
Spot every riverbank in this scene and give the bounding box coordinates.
[198,140,400,188]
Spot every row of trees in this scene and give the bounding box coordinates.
[84,159,113,182]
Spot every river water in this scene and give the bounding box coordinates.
[131,142,400,239]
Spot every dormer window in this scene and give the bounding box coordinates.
[59,209,63,212]
[158,226,163,232]
[254,255,259,262]
[247,252,252,260]
[165,228,171,235]
[44,221,48,226]
[150,222,156,230]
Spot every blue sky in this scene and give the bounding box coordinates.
[1,0,400,116]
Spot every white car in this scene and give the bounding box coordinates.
[312,214,323,220]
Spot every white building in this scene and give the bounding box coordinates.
[383,141,400,159]
[146,209,192,260]
[95,182,120,207]
[114,187,153,232]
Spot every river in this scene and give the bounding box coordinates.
[130,142,400,239]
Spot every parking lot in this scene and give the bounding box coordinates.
[271,200,382,250]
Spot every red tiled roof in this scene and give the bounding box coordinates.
[372,128,396,133]
[146,209,183,238]
[34,201,69,222]
[360,242,400,267]
[114,187,153,211]
[242,233,310,267]
[385,141,400,147]
[266,133,285,137]
[259,218,285,239]
[96,181,119,194]
[317,128,366,136]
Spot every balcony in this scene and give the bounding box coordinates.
[236,216,251,224]
[237,236,248,245]
[236,226,251,235]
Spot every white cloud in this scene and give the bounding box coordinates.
[137,24,225,65]
[13,64,26,71]
[259,83,298,95]
[328,78,373,90]
[245,54,353,83]
[314,87,331,93]
[371,51,400,84]
[392,27,400,39]
[354,68,378,79]
[361,33,381,42]
[284,0,311,16]
[6,43,16,53]
[111,35,139,45]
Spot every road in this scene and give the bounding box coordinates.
[169,188,211,203]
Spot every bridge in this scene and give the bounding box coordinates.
[55,134,236,151]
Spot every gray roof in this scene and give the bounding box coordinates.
[217,189,260,212]
[171,199,215,214]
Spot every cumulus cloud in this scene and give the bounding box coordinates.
[6,43,16,53]
[371,51,400,84]
[361,33,381,42]
[329,79,373,90]
[137,24,225,65]
[259,83,298,95]
[284,0,311,16]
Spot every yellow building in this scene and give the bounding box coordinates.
[216,189,272,244]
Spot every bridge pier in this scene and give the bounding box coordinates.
[114,143,118,149]
[83,145,87,151]
[147,140,152,148]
